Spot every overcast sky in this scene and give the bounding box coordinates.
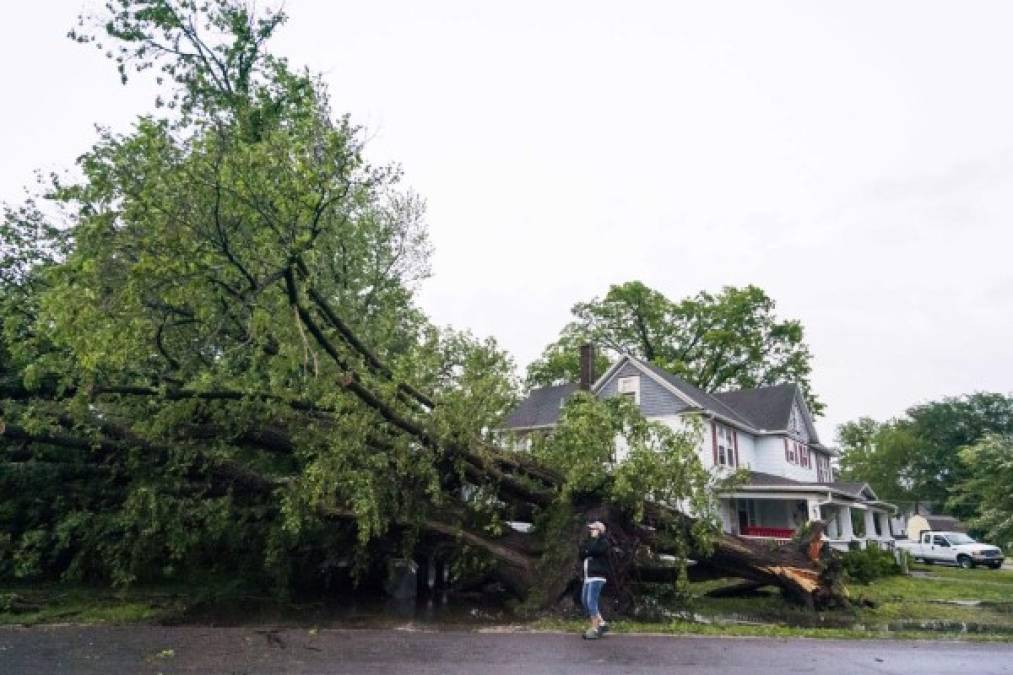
[3,1,1012,442]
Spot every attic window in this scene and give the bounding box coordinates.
[617,376,640,404]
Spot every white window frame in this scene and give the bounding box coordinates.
[617,376,641,405]
[717,426,736,468]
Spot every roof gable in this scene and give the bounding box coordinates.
[592,355,697,407]
[595,359,694,417]
[636,360,757,428]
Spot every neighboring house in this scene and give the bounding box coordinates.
[888,502,967,541]
[500,350,896,550]
[905,513,968,543]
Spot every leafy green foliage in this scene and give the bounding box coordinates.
[839,394,1013,516]
[2,1,724,603]
[949,434,1013,549]
[837,417,920,505]
[0,0,497,591]
[526,282,822,416]
[839,546,902,584]
[530,393,722,559]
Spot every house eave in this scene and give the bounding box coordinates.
[494,422,557,433]
[729,483,885,503]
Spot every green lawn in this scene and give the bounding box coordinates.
[0,584,182,626]
[3,564,1012,642]
[539,563,1013,641]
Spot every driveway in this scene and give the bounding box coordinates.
[2,626,1011,674]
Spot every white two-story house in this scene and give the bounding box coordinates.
[499,351,896,550]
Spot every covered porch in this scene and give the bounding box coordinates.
[820,499,896,551]
[720,488,896,551]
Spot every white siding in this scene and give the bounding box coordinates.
[730,427,757,470]
[599,405,829,486]
[752,435,820,481]
[647,414,713,470]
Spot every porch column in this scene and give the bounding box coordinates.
[825,507,839,538]
[806,499,821,524]
[839,506,854,540]
[876,512,889,539]
[864,509,876,540]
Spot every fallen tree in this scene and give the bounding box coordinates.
[0,0,847,611]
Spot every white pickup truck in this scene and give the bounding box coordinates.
[896,531,1005,569]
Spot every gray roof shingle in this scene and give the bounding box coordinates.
[714,383,821,444]
[500,383,579,430]
[740,472,876,499]
[713,384,796,430]
[925,515,967,532]
[500,357,822,448]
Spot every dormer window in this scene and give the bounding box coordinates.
[617,376,640,405]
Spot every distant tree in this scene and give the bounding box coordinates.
[949,434,1013,549]
[837,393,1013,518]
[523,328,611,391]
[837,418,920,505]
[526,282,821,416]
[903,393,1013,515]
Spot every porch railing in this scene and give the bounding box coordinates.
[741,526,795,538]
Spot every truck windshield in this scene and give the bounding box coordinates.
[946,533,975,545]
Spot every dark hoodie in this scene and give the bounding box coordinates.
[580,535,610,580]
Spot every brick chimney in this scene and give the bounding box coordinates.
[579,343,595,391]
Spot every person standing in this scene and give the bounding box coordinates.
[580,521,610,639]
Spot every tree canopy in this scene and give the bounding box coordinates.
[0,0,727,601]
[0,1,850,611]
[949,434,1013,549]
[526,282,822,416]
[837,393,1013,523]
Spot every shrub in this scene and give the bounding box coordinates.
[840,546,902,583]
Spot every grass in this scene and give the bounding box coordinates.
[533,562,1013,641]
[0,587,170,624]
[0,585,180,626]
[3,564,1011,642]
[530,617,1013,643]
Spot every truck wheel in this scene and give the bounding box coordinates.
[922,558,933,565]
[957,555,974,569]
[989,562,1002,570]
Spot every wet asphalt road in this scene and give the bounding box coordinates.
[1,626,1011,674]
